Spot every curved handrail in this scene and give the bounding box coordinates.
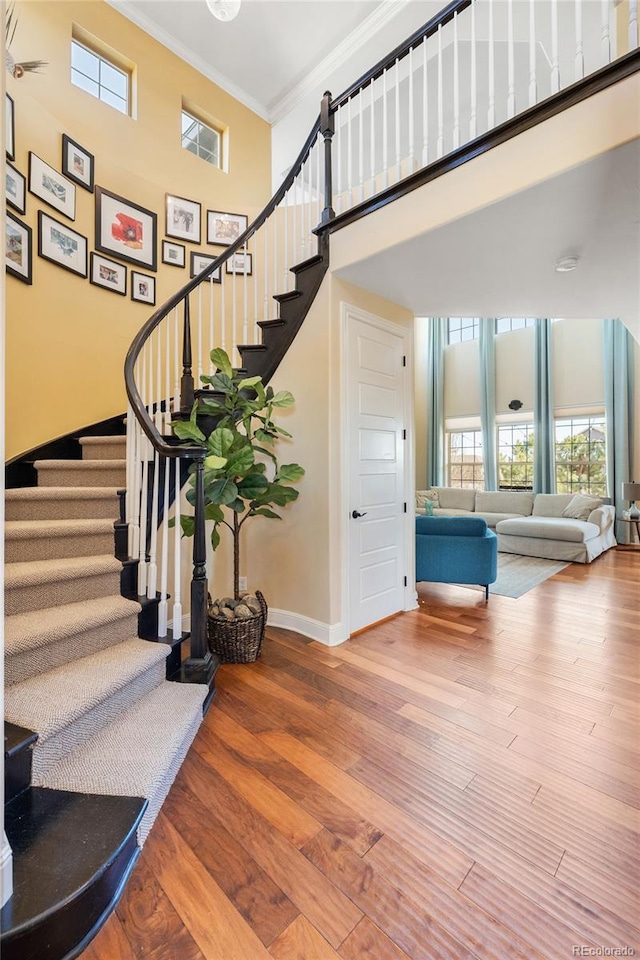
[124,114,322,458]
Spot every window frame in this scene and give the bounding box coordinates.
[181,108,223,169]
[495,317,536,335]
[497,422,535,491]
[70,38,131,116]
[447,428,485,489]
[554,414,607,497]
[447,318,479,346]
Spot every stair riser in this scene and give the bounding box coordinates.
[6,530,115,564]
[81,442,127,461]
[6,498,120,522]
[31,661,167,781]
[6,615,140,687]
[5,571,122,617]
[37,467,126,488]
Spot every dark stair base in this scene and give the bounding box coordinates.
[1,787,146,960]
[4,723,38,805]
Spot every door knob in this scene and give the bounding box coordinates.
[351,510,367,519]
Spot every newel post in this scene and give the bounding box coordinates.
[180,295,195,416]
[320,90,335,224]
[186,453,211,666]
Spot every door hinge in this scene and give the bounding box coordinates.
[402,355,406,367]
[402,429,406,440]
[404,576,407,587]
[403,502,407,513]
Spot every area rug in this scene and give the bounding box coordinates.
[488,554,570,598]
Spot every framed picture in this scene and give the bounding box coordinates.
[90,252,127,295]
[38,210,87,277]
[62,134,94,192]
[6,162,26,214]
[95,186,157,271]
[131,271,156,305]
[6,93,15,161]
[28,153,76,220]
[6,212,32,284]
[162,239,186,268]
[190,251,221,281]
[207,210,248,246]
[225,252,252,276]
[166,194,201,244]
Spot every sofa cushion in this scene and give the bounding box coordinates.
[562,493,603,520]
[416,489,440,508]
[475,511,528,529]
[496,516,600,542]
[532,493,574,517]
[475,490,534,516]
[433,507,476,518]
[435,487,476,511]
[416,515,488,537]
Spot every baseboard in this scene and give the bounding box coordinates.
[1,833,13,908]
[267,608,346,646]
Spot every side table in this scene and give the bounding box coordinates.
[617,517,640,549]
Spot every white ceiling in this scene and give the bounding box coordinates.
[335,139,640,333]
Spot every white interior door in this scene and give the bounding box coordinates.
[347,312,408,634]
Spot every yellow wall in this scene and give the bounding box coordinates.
[6,0,270,460]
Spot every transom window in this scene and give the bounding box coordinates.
[447,429,484,489]
[498,423,534,490]
[71,39,129,115]
[182,110,222,167]
[447,318,479,345]
[496,317,536,334]
[555,416,607,497]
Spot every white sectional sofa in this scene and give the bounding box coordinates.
[416,488,617,563]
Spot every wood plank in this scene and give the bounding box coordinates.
[555,852,640,931]
[268,916,342,960]
[80,913,139,960]
[339,918,414,960]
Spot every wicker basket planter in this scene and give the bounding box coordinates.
[207,591,267,663]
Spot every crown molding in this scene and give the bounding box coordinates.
[104,0,270,120]
[268,0,413,124]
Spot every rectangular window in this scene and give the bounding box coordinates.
[498,423,534,490]
[71,39,130,115]
[182,109,222,167]
[495,317,536,334]
[555,416,607,497]
[447,318,479,345]
[447,429,484,489]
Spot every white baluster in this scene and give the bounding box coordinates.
[336,106,343,214]
[529,0,537,107]
[232,242,237,359]
[148,445,159,599]
[158,452,170,637]
[408,46,415,175]
[173,306,180,415]
[370,80,376,196]
[488,0,495,129]
[348,97,353,207]
[422,37,429,166]
[470,0,477,139]
[601,0,611,65]
[125,403,135,558]
[253,234,259,341]
[220,265,227,354]
[382,68,389,188]
[197,284,203,385]
[437,24,444,158]
[507,0,515,119]
[293,175,299,260]
[358,89,365,201]
[243,241,248,345]
[209,273,215,374]
[130,417,141,563]
[551,0,560,93]
[138,347,149,597]
[453,13,460,148]
[273,200,279,307]
[630,0,639,49]
[283,200,289,291]
[316,136,321,225]
[263,220,269,319]
[575,0,584,80]
[394,57,401,181]
[172,457,182,640]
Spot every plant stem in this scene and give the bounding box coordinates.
[233,509,240,600]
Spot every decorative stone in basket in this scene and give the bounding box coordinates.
[207,592,268,663]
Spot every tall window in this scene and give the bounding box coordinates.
[498,424,534,489]
[182,110,222,167]
[495,317,536,334]
[447,318,479,345]
[71,39,130,115]
[448,430,484,488]
[555,416,607,496]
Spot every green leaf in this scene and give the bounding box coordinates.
[266,484,299,507]
[210,525,221,551]
[207,373,233,394]
[238,474,269,498]
[271,390,295,408]
[172,420,205,443]
[204,503,224,522]
[251,507,281,520]
[207,477,239,505]
[253,444,277,465]
[276,463,305,483]
[197,399,227,416]
[226,445,254,477]
[180,515,195,537]
[204,454,227,471]
[237,376,262,392]
[210,348,233,378]
[227,497,245,512]
[272,425,293,438]
[208,427,235,458]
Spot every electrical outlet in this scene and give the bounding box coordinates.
[238,576,248,592]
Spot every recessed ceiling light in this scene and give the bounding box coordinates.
[555,256,579,273]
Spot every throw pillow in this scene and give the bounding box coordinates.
[424,500,434,516]
[416,489,439,508]
[562,493,603,521]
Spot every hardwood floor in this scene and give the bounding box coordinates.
[83,549,640,960]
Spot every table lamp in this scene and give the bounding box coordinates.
[622,482,640,519]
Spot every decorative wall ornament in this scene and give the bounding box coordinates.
[96,186,157,271]
[207,210,247,246]
[162,239,186,268]
[131,270,156,305]
[62,135,94,193]
[38,210,87,277]
[6,161,25,214]
[5,93,15,160]
[225,251,252,276]
[6,211,32,284]
[190,251,221,281]
[90,252,127,295]
[29,153,76,220]
[166,194,201,244]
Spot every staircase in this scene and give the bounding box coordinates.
[2,435,208,960]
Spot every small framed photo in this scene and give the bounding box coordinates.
[90,252,127,295]
[38,210,87,277]
[62,134,94,192]
[225,252,252,276]
[29,152,76,220]
[162,239,186,268]
[166,194,201,244]
[131,271,156,305]
[96,186,157,271]
[190,251,221,281]
[6,212,32,284]
[6,162,26,214]
[6,93,15,161]
[207,210,248,246]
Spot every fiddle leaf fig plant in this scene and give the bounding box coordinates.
[171,348,304,600]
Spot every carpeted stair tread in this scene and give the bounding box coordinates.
[5,638,168,744]
[5,518,116,563]
[5,517,115,539]
[39,681,207,843]
[35,460,126,488]
[79,436,127,460]
[5,554,123,616]
[5,486,120,521]
[5,594,140,658]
